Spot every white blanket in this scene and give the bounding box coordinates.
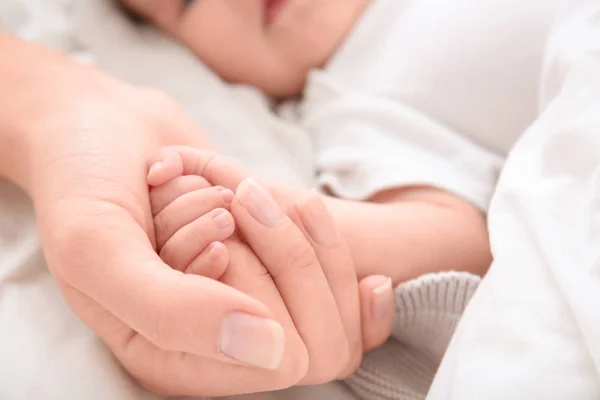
[429,0,600,398]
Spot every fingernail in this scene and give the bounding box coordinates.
[236,179,285,227]
[217,187,234,206]
[207,242,223,260]
[219,313,285,370]
[212,209,234,230]
[297,192,338,246]
[372,277,393,320]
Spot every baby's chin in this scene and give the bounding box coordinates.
[223,66,310,99]
[258,74,308,99]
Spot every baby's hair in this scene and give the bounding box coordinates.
[114,0,148,25]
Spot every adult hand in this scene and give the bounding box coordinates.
[2,39,283,395]
[147,147,396,391]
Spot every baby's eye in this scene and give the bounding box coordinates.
[183,0,196,7]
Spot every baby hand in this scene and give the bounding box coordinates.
[149,173,235,280]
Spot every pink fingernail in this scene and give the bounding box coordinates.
[212,209,234,230]
[219,313,285,370]
[236,179,285,228]
[372,277,393,320]
[217,187,234,206]
[207,242,222,259]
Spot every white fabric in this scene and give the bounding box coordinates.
[303,0,557,210]
[428,1,600,398]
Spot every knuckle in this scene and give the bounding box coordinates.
[285,242,317,273]
[330,264,357,290]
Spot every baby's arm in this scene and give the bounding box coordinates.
[324,187,491,284]
[270,183,491,284]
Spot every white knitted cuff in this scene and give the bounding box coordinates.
[346,271,481,400]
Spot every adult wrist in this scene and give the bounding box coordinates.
[0,31,83,193]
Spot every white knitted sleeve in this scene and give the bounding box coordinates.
[427,2,600,399]
[345,272,481,400]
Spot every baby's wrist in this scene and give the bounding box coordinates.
[323,189,490,284]
[321,197,394,279]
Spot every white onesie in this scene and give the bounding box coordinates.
[302,0,558,211]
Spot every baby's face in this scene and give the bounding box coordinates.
[124,0,372,96]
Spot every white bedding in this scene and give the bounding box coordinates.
[429,1,600,398]
[3,0,600,399]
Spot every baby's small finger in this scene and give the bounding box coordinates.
[160,208,235,272]
[185,242,230,280]
[150,175,211,215]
